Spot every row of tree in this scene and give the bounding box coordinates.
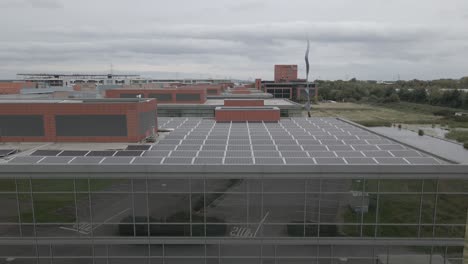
[316,77,468,109]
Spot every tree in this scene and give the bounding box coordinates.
[411,88,428,103]
[427,88,442,105]
[460,77,468,88]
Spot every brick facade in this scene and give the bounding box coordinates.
[215,107,280,122]
[274,65,298,82]
[0,99,157,142]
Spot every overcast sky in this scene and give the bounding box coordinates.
[1,0,467,80]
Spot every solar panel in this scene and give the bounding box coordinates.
[226,151,252,157]
[335,151,365,158]
[308,151,337,158]
[157,140,181,145]
[327,145,354,151]
[389,150,423,157]
[315,136,337,140]
[344,139,368,145]
[9,156,44,163]
[58,150,89,156]
[315,158,346,165]
[405,157,440,165]
[170,151,198,157]
[302,145,327,151]
[252,145,277,151]
[351,145,379,151]
[101,157,134,164]
[38,157,74,164]
[30,150,62,156]
[277,145,302,151]
[224,157,253,164]
[280,151,308,158]
[374,157,409,165]
[362,151,393,157]
[274,140,298,145]
[251,140,274,145]
[126,145,151,151]
[297,139,321,145]
[0,149,16,157]
[86,151,116,157]
[202,145,226,151]
[284,158,314,164]
[205,140,227,145]
[228,140,250,145]
[197,151,224,158]
[344,158,378,164]
[70,157,104,164]
[144,150,171,157]
[150,145,176,151]
[114,150,144,157]
[378,144,407,151]
[254,158,285,165]
[321,140,344,145]
[366,139,391,144]
[194,158,223,164]
[163,135,185,140]
[227,145,252,151]
[163,157,193,164]
[131,157,163,164]
[253,151,281,158]
[176,145,201,151]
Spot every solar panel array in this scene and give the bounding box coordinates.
[0,149,17,158]
[8,118,443,165]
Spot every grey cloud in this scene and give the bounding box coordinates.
[0,0,63,8]
[1,0,468,81]
[229,1,267,12]
[39,21,443,44]
[28,0,63,9]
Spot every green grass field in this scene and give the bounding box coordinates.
[310,102,468,146]
[311,102,444,125]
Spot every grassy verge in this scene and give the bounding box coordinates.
[446,130,468,149]
[311,102,442,126]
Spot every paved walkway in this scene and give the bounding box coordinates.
[371,127,468,164]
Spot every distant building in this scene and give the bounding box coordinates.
[257,65,317,102]
[260,80,317,101]
[0,81,36,94]
[17,73,141,87]
[274,64,298,82]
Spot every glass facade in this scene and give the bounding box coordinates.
[0,176,466,263]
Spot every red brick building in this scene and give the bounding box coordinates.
[274,65,298,82]
[0,82,36,95]
[215,107,280,122]
[0,99,157,142]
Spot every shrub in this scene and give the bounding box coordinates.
[464,142,468,149]
[446,130,468,143]
[418,129,424,136]
[453,115,468,122]
[356,120,392,127]
[433,109,456,117]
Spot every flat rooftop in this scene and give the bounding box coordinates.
[204,99,298,106]
[158,99,300,108]
[1,118,448,166]
[0,98,152,104]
